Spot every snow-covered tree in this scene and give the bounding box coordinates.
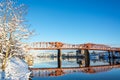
[0,0,33,71]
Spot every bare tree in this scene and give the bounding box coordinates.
[0,0,33,71]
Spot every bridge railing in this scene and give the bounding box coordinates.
[27,42,120,51]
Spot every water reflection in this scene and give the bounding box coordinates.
[31,56,120,77]
[31,64,120,77]
[33,56,120,68]
[29,51,119,79]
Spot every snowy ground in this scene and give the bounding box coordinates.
[0,57,31,80]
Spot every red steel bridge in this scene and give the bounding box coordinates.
[27,42,120,51]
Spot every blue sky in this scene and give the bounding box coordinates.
[21,0,120,45]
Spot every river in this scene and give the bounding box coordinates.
[30,51,120,80]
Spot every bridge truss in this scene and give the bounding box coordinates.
[27,42,120,51]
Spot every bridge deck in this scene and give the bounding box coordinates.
[27,42,120,51]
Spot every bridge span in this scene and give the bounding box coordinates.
[27,42,120,51]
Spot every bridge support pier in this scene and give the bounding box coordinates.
[108,51,115,65]
[111,51,114,65]
[85,50,90,67]
[108,51,111,65]
[82,49,90,67]
[58,49,62,68]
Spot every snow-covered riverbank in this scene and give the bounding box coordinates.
[0,57,31,80]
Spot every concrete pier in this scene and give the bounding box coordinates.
[58,49,62,68]
[84,49,90,67]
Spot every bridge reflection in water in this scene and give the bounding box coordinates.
[30,64,120,77]
[30,57,120,77]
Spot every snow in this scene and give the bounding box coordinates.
[0,57,31,80]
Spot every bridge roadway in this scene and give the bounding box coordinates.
[27,42,120,51]
[30,64,120,77]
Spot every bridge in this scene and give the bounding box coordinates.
[27,42,120,68]
[27,42,120,51]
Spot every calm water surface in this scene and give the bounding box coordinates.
[31,52,120,80]
[32,69,120,80]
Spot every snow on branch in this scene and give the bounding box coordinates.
[0,0,33,70]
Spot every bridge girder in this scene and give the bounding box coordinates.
[26,42,120,51]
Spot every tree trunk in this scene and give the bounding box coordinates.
[2,47,10,71]
[2,58,7,71]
